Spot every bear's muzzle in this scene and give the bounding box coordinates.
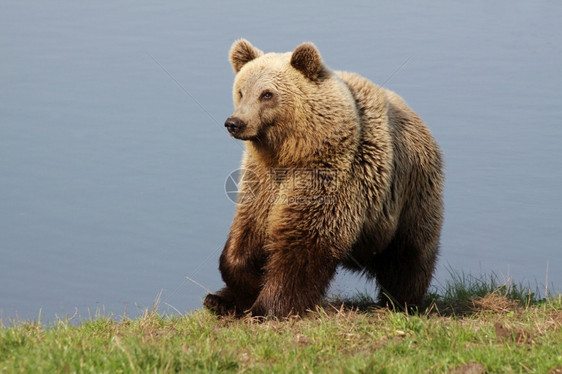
[224,116,247,138]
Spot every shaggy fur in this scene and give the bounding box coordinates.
[204,39,444,317]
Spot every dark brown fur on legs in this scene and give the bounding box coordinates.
[203,235,266,316]
[372,234,439,310]
[249,236,340,317]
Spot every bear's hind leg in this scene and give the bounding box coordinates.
[373,231,439,310]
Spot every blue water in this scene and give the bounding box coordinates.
[1,1,561,322]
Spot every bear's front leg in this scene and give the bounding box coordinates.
[248,176,363,317]
[249,235,340,318]
[204,230,266,316]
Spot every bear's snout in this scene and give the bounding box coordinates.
[224,117,247,137]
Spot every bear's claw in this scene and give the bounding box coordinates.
[203,293,236,316]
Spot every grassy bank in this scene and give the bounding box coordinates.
[1,276,561,373]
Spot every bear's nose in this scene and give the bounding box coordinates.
[224,117,246,136]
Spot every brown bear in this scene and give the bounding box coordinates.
[204,39,444,317]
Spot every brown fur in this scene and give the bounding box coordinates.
[204,39,444,317]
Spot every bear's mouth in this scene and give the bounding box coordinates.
[231,121,274,143]
[237,135,259,141]
[244,122,274,142]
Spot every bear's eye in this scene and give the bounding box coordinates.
[260,91,273,101]
[238,90,243,99]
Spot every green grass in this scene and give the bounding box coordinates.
[1,275,562,373]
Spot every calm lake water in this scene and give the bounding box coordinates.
[1,1,561,322]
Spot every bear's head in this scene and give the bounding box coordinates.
[224,40,358,167]
[225,39,330,142]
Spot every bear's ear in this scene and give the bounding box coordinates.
[229,39,264,73]
[290,42,325,80]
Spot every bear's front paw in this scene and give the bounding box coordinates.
[250,296,308,318]
[249,299,294,318]
[203,293,236,316]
